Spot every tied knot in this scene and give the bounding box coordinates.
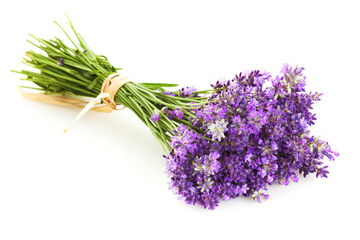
[62,73,132,132]
[100,73,132,111]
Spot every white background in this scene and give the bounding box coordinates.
[1,0,359,239]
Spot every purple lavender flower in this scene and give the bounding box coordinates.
[151,112,160,122]
[163,91,175,97]
[240,184,249,194]
[164,64,338,209]
[291,175,299,182]
[58,57,63,66]
[245,153,253,163]
[207,119,228,141]
[181,86,197,97]
[174,108,184,120]
[252,188,269,203]
[210,160,221,174]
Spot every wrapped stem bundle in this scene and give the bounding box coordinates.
[14,19,209,152]
[14,18,338,209]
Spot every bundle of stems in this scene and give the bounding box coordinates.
[13,17,339,209]
[13,18,212,152]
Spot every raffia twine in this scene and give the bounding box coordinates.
[18,73,132,132]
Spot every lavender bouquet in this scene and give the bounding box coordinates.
[14,18,338,209]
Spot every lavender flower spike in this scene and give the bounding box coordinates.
[164,65,338,209]
[207,119,228,141]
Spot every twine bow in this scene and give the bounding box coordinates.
[18,73,132,132]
